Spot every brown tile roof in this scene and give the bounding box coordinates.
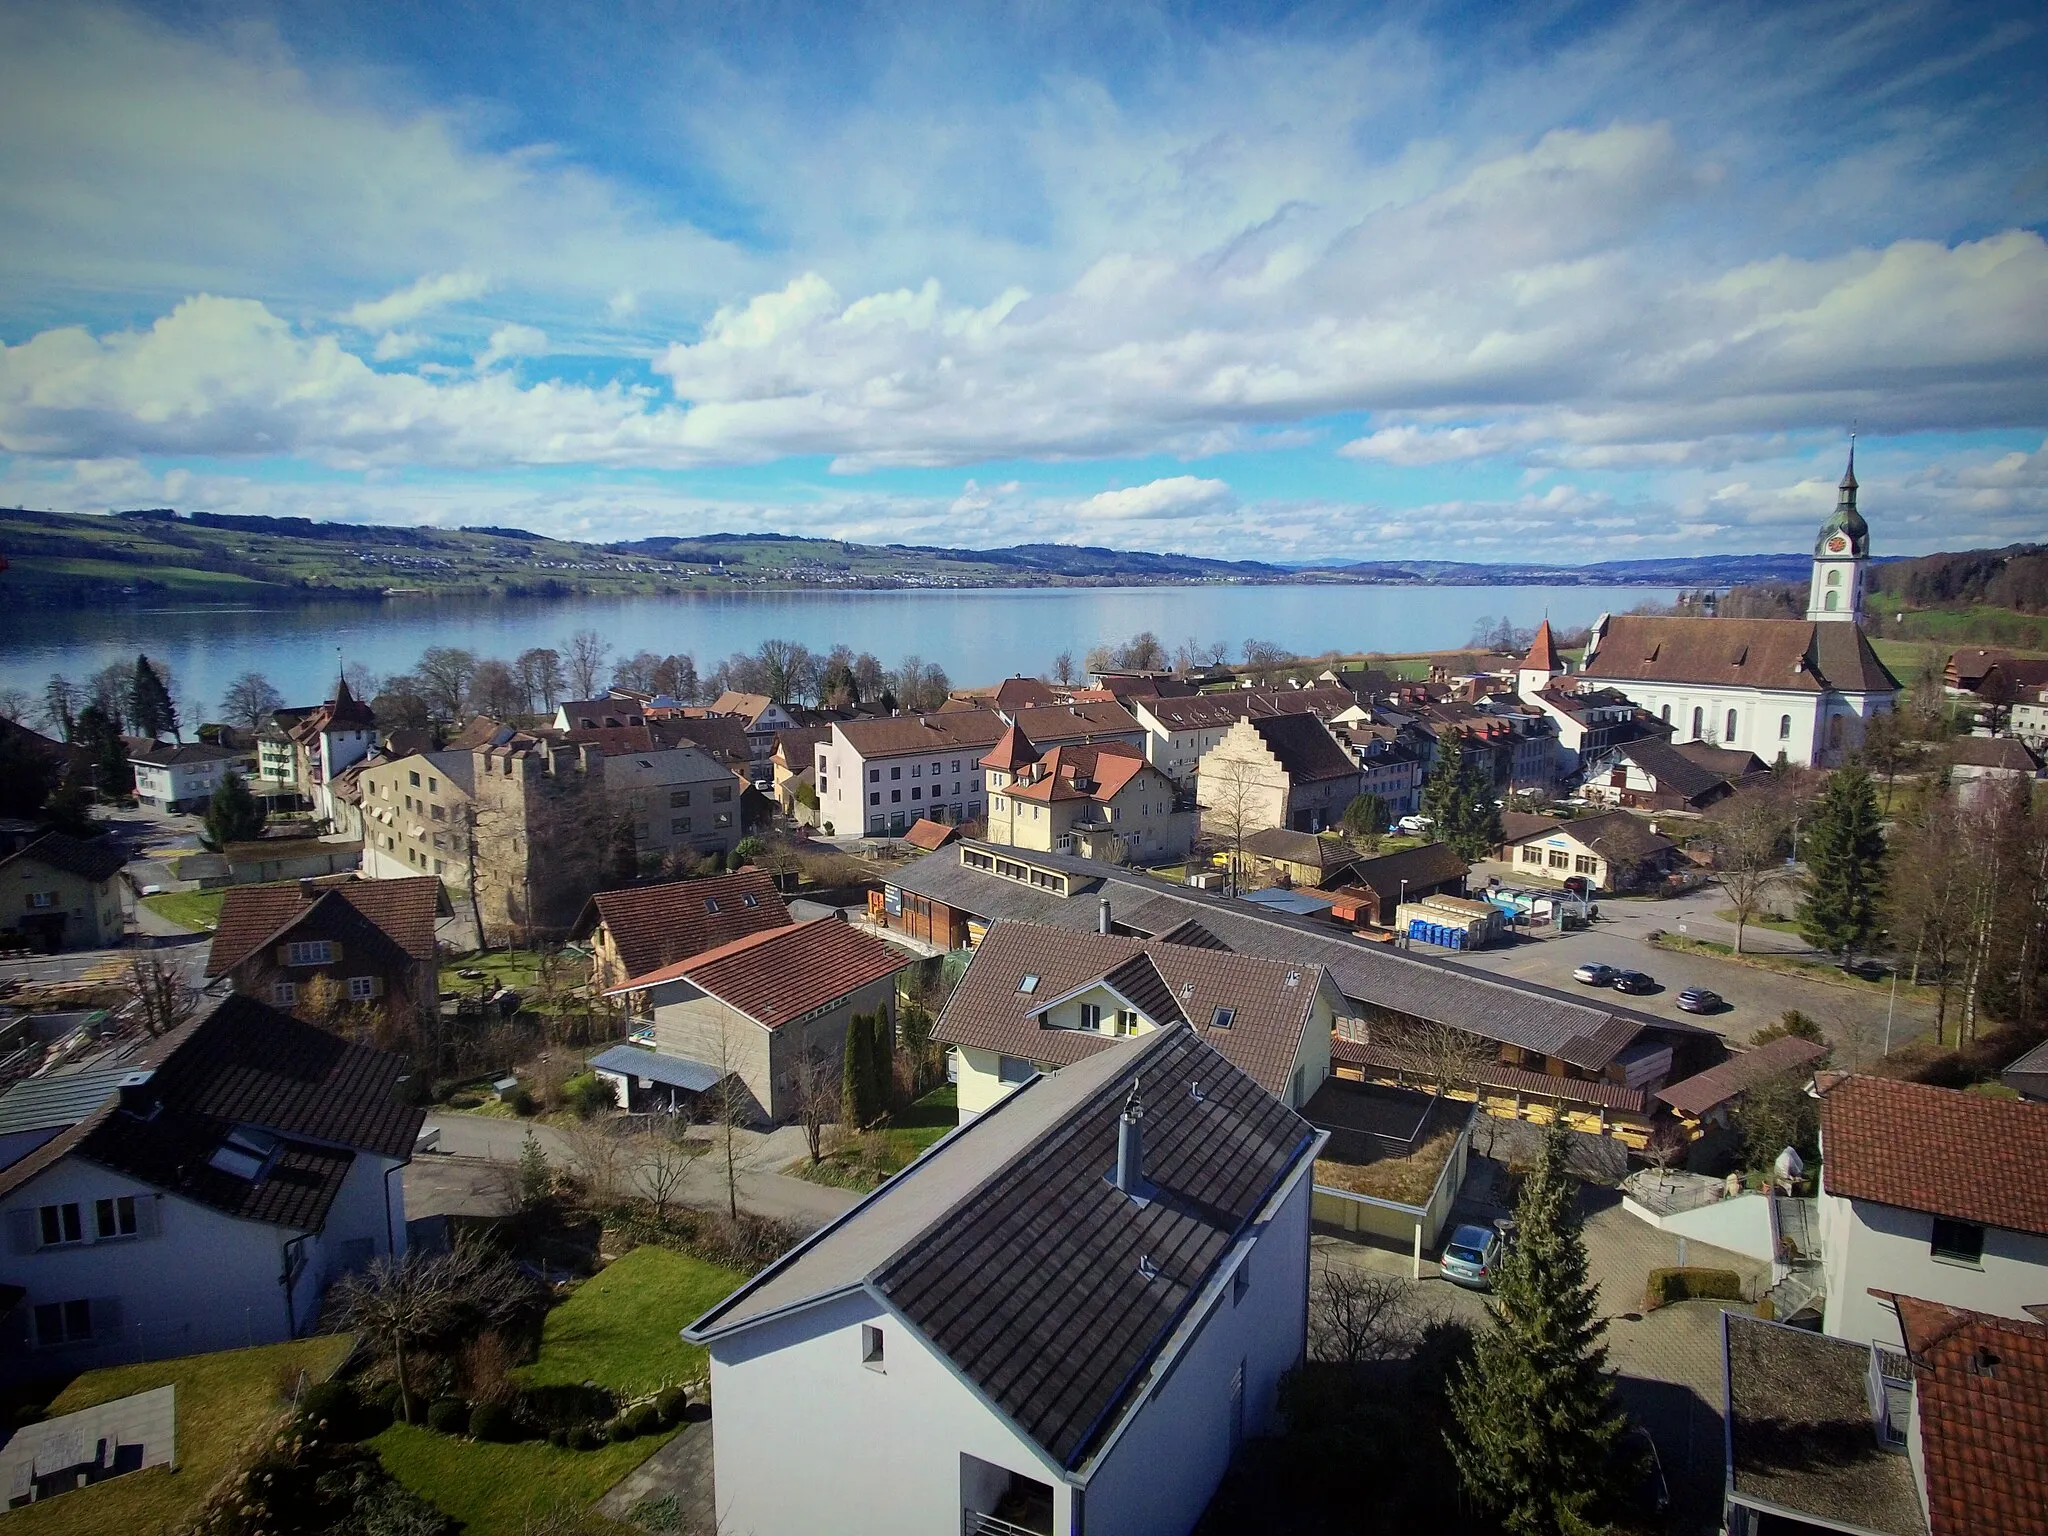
[0,831,127,884]
[771,724,835,767]
[570,869,789,980]
[1241,828,1353,869]
[710,691,778,723]
[1894,1298,2048,1536]
[1137,686,1356,731]
[981,722,1039,774]
[1656,1035,1827,1117]
[1331,1039,1649,1113]
[992,677,1058,710]
[558,699,646,728]
[838,702,1140,760]
[1243,713,1359,783]
[1821,1075,2048,1235]
[1334,842,1470,904]
[205,876,443,978]
[1582,614,1900,695]
[902,818,960,851]
[1947,736,2042,773]
[618,918,908,1026]
[1522,620,1560,672]
[1616,738,1766,802]
[654,715,754,766]
[934,921,1325,1097]
[1500,809,1676,864]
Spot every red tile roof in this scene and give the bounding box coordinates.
[1657,1035,1828,1118]
[902,818,960,851]
[1002,742,1151,804]
[982,722,1039,774]
[570,870,789,981]
[617,918,908,1027]
[206,876,444,977]
[1522,619,1560,673]
[1821,1075,2048,1236]
[1894,1298,2048,1536]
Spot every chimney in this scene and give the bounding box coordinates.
[1098,895,1112,935]
[1115,1077,1144,1197]
[297,878,317,901]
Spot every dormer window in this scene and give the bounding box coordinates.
[743,893,758,908]
[209,1126,279,1182]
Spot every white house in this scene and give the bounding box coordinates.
[1568,451,1899,769]
[287,677,379,830]
[0,997,420,1375]
[127,740,254,813]
[1815,1074,2048,1349]
[684,1023,1325,1536]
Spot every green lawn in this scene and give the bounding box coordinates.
[1714,907,1802,933]
[139,889,225,932]
[0,1334,353,1536]
[790,1084,959,1192]
[370,1246,744,1536]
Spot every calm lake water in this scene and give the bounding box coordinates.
[0,584,1676,714]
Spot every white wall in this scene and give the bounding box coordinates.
[708,1288,1076,1536]
[1081,1168,1312,1536]
[1819,1191,2048,1348]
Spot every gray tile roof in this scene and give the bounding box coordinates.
[894,843,1701,1070]
[690,1026,1317,1472]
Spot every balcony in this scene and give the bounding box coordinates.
[964,1510,1052,1536]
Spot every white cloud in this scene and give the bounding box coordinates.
[372,331,427,362]
[1076,477,1236,521]
[477,323,549,369]
[343,271,490,332]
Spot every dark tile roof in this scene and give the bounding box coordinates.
[0,832,127,885]
[1821,1075,2048,1236]
[934,922,1324,1097]
[1243,713,1359,783]
[1500,809,1676,865]
[1240,828,1351,868]
[206,875,444,978]
[1332,842,1470,904]
[653,715,755,766]
[837,702,1142,761]
[1331,1039,1650,1113]
[1582,614,1900,696]
[619,918,908,1027]
[895,842,1690,1071]
[1946,736,2042,773]
[1154,917,1230,951]
[1134,687,1357,731]
[1656,1036,1826,1117]
[1895,1298,2048,1536]
[571,870,790,980]
[127,739,248,767]
[1616,738,1758,802]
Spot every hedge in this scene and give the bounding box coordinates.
[1644,1266,1744,1310]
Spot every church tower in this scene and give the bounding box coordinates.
[1807,441,1869,623]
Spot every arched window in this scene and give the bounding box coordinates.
[1824,590,1839,611]
[1779,714,1791,740]
[1660,704,1671,724]
[1691,706,1703,740]
[1726,709,1738,742]
[1826,569,1842,587]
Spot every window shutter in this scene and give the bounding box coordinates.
[5,1209,38,1255]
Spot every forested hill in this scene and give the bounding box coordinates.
[1867,544,2048,612]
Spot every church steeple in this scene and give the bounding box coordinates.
[1807,439,1869,623]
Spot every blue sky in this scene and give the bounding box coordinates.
[0,0,2043,562]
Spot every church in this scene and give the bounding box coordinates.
[1519,448,1900,770]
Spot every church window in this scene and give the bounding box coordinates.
[1779,714,1792,740]
[1825,591,1839,611]
[1826,569,1842,586]
[1690,707,1703,741]
[1829,716,1845,749]
[1726,709,1738,742]
[1659,705,1670,724]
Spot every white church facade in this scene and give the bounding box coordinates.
[1520,449,1899,770]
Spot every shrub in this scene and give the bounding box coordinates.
[653,1385,689,1425]
[298,1380,381,1441]
[469,1400,520,1443]
[564,1072,615,1119]
[547,1426,570,1448]
[624,1401,662,1436]
[516,1382,618,1430]
[426,1397,471,1436]
[505,1084,537,1116]
[608,1415,640,1442]
[567,1423,603,1451]
[1644,1266,1744,1310]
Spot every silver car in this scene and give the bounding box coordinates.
[1440,1223,1506,1289]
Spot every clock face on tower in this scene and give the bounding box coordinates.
[1826,534,1848,554]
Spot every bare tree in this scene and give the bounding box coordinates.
[1309,1261,1437,1363]
[1373,1017,1495,1095]
[0,688,30,725]
[787,1043,839,1166]
[637,1118,696,1224]
[515,648,565,713]
[561,1115,630,1206]
[1240,638,1293,683]
[40,674,82,741]
[471,658,525,720]
[1706,787,1794,955]
[343,660,381,705]
[703,1013,757,1220]
[415,646,478,722]
[1885,789,1973,1041]
[127,954,197,1037]
[218,671,285,730]
[1196,750,1268,896]
[1050,651,1076,687]
[562,629,612,700]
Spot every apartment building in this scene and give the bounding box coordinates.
[981,727,1192,862]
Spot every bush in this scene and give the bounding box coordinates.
[624,1401,662,1436]
[563,1071,615,1119]
[653,1385,689,1425]
[426,1397,471,1436]
[608,1415,640,1442]
[504,1084,537,1116]
[516,1382,617,1430]
[1644,1266,1744,1310]
[567,1423,604,1451]
[547,1426,569,1448]
[468,1400,519,1442]
[298,1380,387,1441]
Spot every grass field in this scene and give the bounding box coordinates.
[0,1334,353,1536]
[139,889,225,932]
[369,1246,743,1536]
[791,1084,958,1192]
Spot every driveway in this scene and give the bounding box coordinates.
[1438,877,1930,1066]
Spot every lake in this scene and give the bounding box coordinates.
[0,583,1675,714]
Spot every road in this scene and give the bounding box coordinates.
[1440,871,1932,1067]
[405,1111,862,1232]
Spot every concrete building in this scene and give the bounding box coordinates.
[127,740,252,813]
[0,998,421,1376]
[1816,1075,2048,1350]
[982,726,1192,863]
[684,1024,1324,1536]
[606,918,909,1124]
[0,834,128,953]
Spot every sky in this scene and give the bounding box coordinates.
[0,0,2044,564]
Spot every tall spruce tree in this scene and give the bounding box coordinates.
[76,704,133,799]
[1421,732,1503,862]
[1448,1122,1629,1535]
[203,770,267,850]
[129,655,178,741]
[1798,765,1888,964]
[842,1010,876,1128]
[867,1008,895,1117]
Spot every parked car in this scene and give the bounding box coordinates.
[1676,986,1724,1014]
[1573,961,1618,986]
[1397,815,1434,835]
[1440,1222,1507,1289]
[1611,969,1658,995]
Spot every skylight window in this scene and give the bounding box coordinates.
[209,1126,279,1181]
[704,897,720,913]
[1019,974,1040,995]
[1210,1007,1236,1030]
[743,894,758,908]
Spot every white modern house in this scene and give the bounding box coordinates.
[0,998,421,1375]
[1816,1074,2048,1349]
[685,1024,1324,1536]
[127,741,254,813]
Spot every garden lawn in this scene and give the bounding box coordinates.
[519,1244,744,1398]
[139,889,225,932]
[0,1334,353,1536]
[789,1084,959,1192]
[371,1421,664,1536]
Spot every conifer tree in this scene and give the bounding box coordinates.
[1421,732,1504,861]
[76,704,133,799]
[867,1008,895,1117]
[129,655,178,741]
[843,1010,876,1128]
[1798,765,1888,964]
[1448,1123,1628,1535]
[203,770,267,850]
